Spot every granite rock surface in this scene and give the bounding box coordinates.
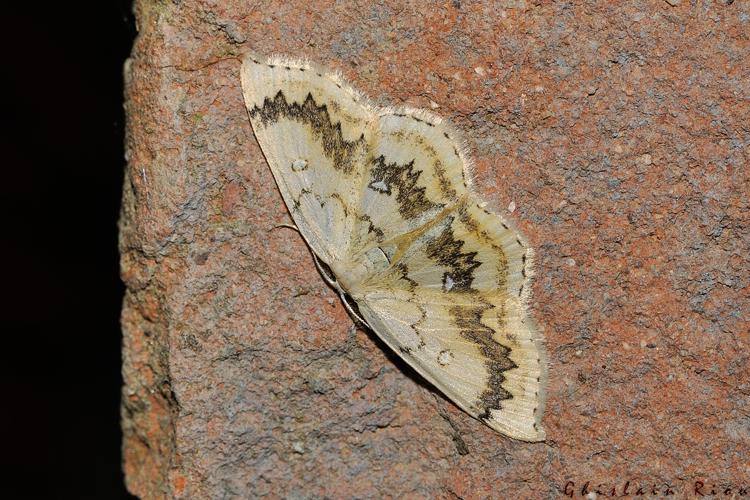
[121,1,749,497]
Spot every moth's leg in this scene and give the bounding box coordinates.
[271,223,300,232]
[272,223,337,287]
[431,393,470,456]
[338,291,372,330]
[273,223,371,329]
[312,252,338,288]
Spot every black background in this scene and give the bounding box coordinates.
[4,3,136,497]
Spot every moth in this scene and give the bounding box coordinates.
[240,52,547,441]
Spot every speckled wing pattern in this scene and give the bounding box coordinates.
[240,52,547,441]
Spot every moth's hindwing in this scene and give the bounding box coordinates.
[241,52,547,441]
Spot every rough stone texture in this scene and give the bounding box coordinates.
[120,1,749,498]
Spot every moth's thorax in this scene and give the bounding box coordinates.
[331,246,390,294]
[331,260,368,294]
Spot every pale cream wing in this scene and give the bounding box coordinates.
[240,53,375,262]
[353,201,547,441]
[349,111,472,263]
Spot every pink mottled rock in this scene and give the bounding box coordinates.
[121,1,750,497]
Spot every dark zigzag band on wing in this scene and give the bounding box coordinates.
[367,155,445,220]
[450,301,517,420]
[425,215,482,292]
[403,294,516,419]
[382,205,518,419]
[248,90,366,174]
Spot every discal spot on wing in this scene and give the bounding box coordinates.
[437,349,454,366]
[443,274,455,291]
[291,158,308,171]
